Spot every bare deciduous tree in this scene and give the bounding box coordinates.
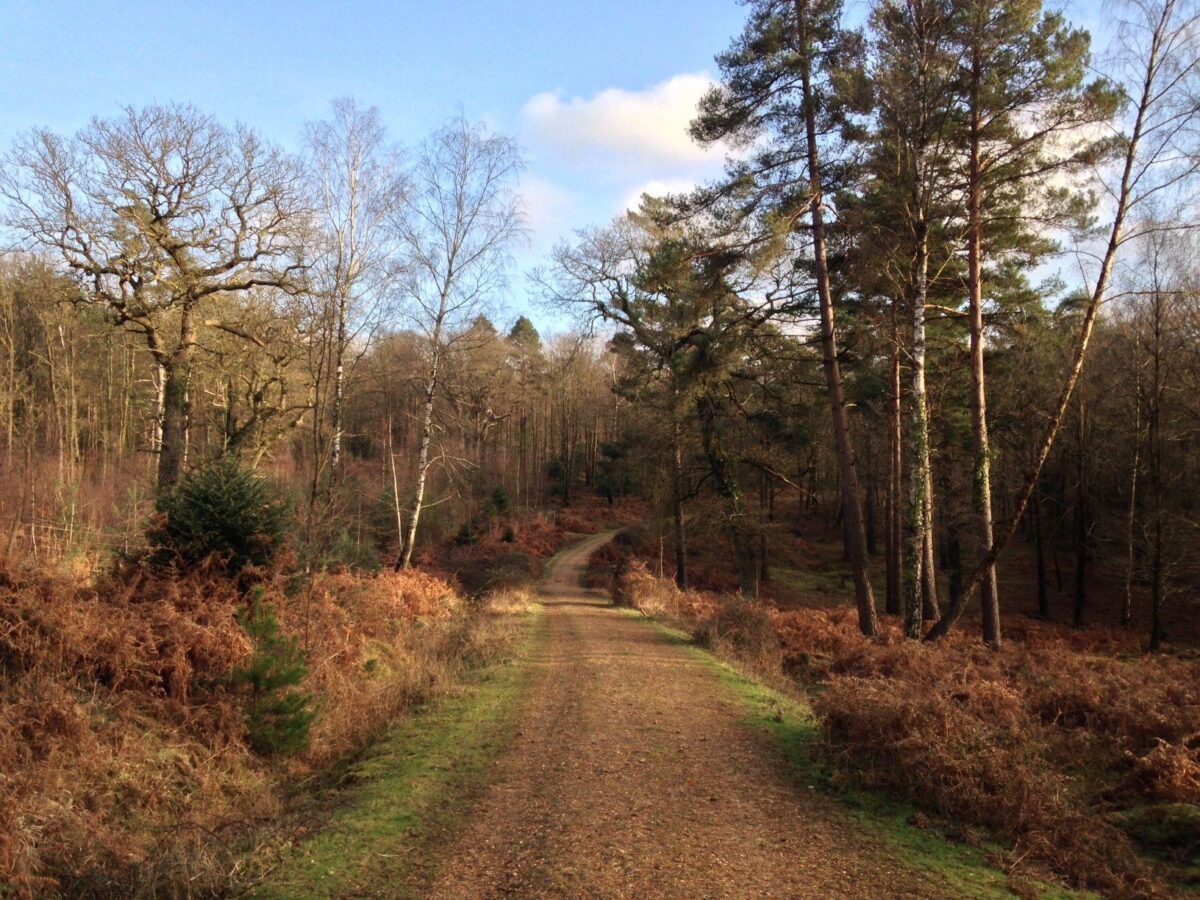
[2,104,307,490]
[390,117,524,569]
[303,98,405,494]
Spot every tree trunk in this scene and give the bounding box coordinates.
[903,200,932,639]
[672,416,689,590]
[151,307,197,493]
[152,360,167,455]
[330,294,348,480]
[886,323,902,616]
[925,0,1156,642]
[794,0,878,637]
[921,454,940,620]
[397,345,440,570]
[157,361,189,490]
[967,48,1001,647]
[387,417,405,557]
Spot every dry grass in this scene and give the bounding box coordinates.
[615,565,1200,898]
[0,560,531,897]
[613,560,786,679]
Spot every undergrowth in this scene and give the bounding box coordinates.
[610,557,1200,898]
[0,559,534,897]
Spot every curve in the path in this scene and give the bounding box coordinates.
[427,530,945,899]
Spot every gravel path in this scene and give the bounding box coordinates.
[425,531,948,898]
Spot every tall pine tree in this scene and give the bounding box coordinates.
[693,0,880,637]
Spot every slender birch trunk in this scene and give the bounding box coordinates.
[331,295,347,478]
[397,335,442,570]
[386,416,405,560]
[904,182,932,639]
[921,470,940,619]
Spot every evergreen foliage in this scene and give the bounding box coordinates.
[149,456,291,574]
[488,486,510,517]
[229,592,316,757]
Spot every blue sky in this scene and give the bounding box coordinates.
[0,0,1110,330]
[0,0,759,329]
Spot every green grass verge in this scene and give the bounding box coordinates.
[248,607,546,899]
[628,612,1093,900]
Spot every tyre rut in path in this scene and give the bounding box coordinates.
[427,530,946,898]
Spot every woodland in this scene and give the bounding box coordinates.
[1,0,1199,896]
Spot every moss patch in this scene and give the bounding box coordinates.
[1118,803,1200,888]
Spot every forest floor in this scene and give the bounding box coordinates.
[252,531,1076,899]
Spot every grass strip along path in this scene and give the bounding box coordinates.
[248,607,545,899]
[252,531,1079,898]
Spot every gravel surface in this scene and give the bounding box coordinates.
[426,532,950,899]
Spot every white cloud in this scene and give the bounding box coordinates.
[521,73,724,170]
[620,178,699,213]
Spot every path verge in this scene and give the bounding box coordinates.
[248,607,545,899]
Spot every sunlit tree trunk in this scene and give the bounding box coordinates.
[966,44,1002,647]
[331,296,347,477]
[886,320,902,616]
[795,0,878,637]
[904,188,932,639]
[921,466,940,620]
[926,0,1170,641]
[398,335,442,570]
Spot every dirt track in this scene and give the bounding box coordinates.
[426,531,948,898]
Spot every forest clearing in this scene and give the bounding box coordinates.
[2,0,1200,897]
